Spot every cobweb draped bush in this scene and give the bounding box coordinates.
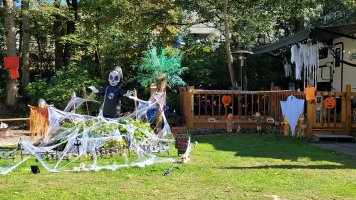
[0,92,187,174]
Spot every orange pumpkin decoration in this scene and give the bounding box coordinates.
[324,97,336,109]
[222,95,232,105]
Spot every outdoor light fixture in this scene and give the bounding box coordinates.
[231,50,253,90]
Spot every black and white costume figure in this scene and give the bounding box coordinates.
[89,67,129,118]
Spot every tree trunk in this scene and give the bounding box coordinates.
[94,6,104,78]
[223,0,237,90]
[22,0,30,88]
[54,0,64,69]
[18,21,22,53]
[63,0,78,67]
[94,47,103,78]
[155,73,167,134]
[34,21,43,77]
[293,17,304,33]
[3,0,18,107]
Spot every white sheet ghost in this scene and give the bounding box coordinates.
[280,95,305,137]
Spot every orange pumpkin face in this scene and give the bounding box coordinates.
[324,98,336,109]
[222,95,232,105]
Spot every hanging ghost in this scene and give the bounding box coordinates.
[280,95,305,137]
[89,67,130,118]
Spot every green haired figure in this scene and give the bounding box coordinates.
[136,47,187,133]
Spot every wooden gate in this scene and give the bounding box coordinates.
[306,85,356,136]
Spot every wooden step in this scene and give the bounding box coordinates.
[312,128,347,135]
[312,134,355,143]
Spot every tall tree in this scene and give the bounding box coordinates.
[22,0,30,88]
[3,0,18,106]
[175,0,275,89]
[223,0,237,89]
[63,0,78,67]
[53,0,64,69]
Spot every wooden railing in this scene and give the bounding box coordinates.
[180,87,305,130]
[180,85,356,137]
[306,85,355,136]
[310,91,344,128]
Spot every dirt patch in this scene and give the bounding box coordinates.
[0,102,29,125]
[0,130,37,147]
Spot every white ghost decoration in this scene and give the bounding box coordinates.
[280,95,305,137]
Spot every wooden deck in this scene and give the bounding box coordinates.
[180,85,356,137]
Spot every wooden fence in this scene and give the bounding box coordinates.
[180,85,356,137]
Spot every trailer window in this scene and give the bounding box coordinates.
[335,48,341,67]
[319,47,328,59]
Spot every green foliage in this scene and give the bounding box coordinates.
[0,69,8,100]
[2,0,356,114]
[104,139,125,148]
[59,118,152,141]
[181,41,230,89]
[77,0,184,77]
[27,64,103,110]
[265,126,282,135]
[136,47,187,88]
[246,54,292,90]
[309,0,356,26]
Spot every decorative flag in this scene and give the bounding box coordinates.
[30,106,49,138]
[305,87,316,100]
[3,56,20,79]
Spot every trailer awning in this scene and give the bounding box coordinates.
[253,24,356,54]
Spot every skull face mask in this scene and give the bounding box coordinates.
[108,67,123,87]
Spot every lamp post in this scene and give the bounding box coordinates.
[231,50,253,90]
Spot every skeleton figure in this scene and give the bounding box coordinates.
[89,67,130,118]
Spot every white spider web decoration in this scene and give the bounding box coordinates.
[1,92,189,174]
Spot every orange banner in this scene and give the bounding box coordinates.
[29,106,49,138]
[305,87,316,100]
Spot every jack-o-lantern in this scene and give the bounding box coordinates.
[324,97,336,109]
[222,95,232,106]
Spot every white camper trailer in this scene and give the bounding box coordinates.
[254,24,356,92]
[318,35,356,92]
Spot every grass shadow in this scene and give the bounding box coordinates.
[221,164,349,170]
[194,133,356,169]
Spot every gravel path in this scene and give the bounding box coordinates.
[313,142,356,157]
[0,130,37,147]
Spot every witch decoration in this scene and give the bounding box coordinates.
[89,67,130,118]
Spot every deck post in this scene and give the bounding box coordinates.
[186,86,194,129]
[306,99,315,138]
[179,87,185,125]
[270,93,277,118]
[346,85,352,135]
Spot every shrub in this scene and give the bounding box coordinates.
[27,64,103,113]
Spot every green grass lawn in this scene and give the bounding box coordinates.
[1,134,356,200]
